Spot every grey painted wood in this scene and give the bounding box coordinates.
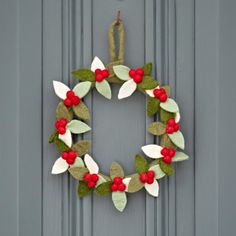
[1,0,236,236]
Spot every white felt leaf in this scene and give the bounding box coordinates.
[113,65,131,81]
[51,157,69,174]
[118,79,137,99]
[160,98,179,113]
[168,131,185,150]
[141,144,163,159]
[149,165,165,179]
[96,174,107,187]
[95,80,112,99]
[91,56,105,72]
[146,86,159,97]
[53,81,70,100]
[123,177,131,192]
[73,81,92,98]
[145,180,159,197]
[66,120,91,134]
[112,191,127,212]
[175,111,181,123]
[84,154,99,174]
[58,129,72,147]
[70,157,84,168]
[172,151,189,162]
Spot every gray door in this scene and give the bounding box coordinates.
[1,0,236,236]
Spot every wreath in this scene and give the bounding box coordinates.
[49,20,189,212]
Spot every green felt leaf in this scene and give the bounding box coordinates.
[127,174,144,193]
[95,80,112,99]
[95,181,112,195]
[110,162,124,179]
[135,154,149,174]
[53,135,70,152]
[56,102,73,121]
[48,131,57,143]
[160,134,176,149]
[160,108,175,123]
[72,68,95,82]
[162,85,171,97]
[148,122,166,136]
[112,191,127,212]
[159,160,174,176]
[168,131,185,149]
[160,98,179,113]
[69,167,88,180]
[73,101,90,120]
[149,164,165,179]
[78,181,92,197]
[96,174,107,187]
[138,76,158,90]
[66,120,91,134]
[72,140,91,156]
[113,65,131,81]
[73,81,92,98]
[70,157,84,168]
[147,97,160,116]
[172,151,189,162]
[143,63,152,76]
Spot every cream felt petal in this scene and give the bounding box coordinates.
[51,157,69,174]
[73,81,92,98]
[160,98,179,113]
[58,129,72,147]
[112,191,127,212]
[95,80,112,99]
[145,180,159,197]
[70,157,84,168]
[123,177,131,192]
[118,79,137,99]
[84,154,99,174]
[91,56,105,72]
[95,174,107,187]
[66,120,91,134]
[53,81,70,100]
[113,65,131,81]
[175,111,181,123]
[146,86,159,97]
[141,144,163,159]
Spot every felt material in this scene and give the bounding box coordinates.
[112,191,127,212]
[95,80,112,99]
[148,122,166,135]
[149,159,160,168]
[56,102,73,121]
[122,177,131,192]
[144,180,159,197]
[78,181,92,197]
[168,131,185,150]
[141,144,163,159]
[96,174,107,187]
[172,151,189,162]
[53,136,70,152]
[72,140,91,157]
[58,129,72,147]
[135,154,149,173]
[51,157,69,174]
[143,63,152,76]
[72,68,95,82]
[72,101,90,120]
[113,65,131,81]
[84,154,99,174]
[48,131,57,143]
[175,111,181,123]
[160,134,176,149]
[137,76,158,90]
[127,173,144,193]
[147,97,160,116]
[95,181,112,195]
[99,173,112,182]
[159,160,174,176]
[162,85,171,97]
[70,157,84,168]
[69,167,88,180]
[160,98,179,113]
[149,164,165,179]
[91,56,105,72]
[73,81,92,98]
[160,108,175,123]
[110,162,125,179]
[53,80,70,100]
[145,86,157,97]
[66,120,91,134]
[118,79,137,99]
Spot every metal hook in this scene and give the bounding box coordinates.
[116,10,121,25]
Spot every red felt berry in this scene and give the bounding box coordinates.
[159,88,166,94]
[169,148,176,158]
[68,150,77,159]
[59,118,67,127]
[95,74,104,82]
[129,69,136,78]
[118,183,126,192]
[166,126,174,134]
[147,170,155,179]
[88,181,96,188]
[66,90,75,99]
[153,88,161,98]
[102,69,109,78]
[71,96,80,105]
[163,155,172,164]
[58,127,66,135]
[55,120,61,129]
[174,124,180,132]
[61,151,68,160]
[136,68,144,76]
[111,184,118,192]
[167,118,175,126]
[133,74,143,83]
[113,177,122,185]
[159,93,168,102]
[64,98,72,107]
[91,174,99,182]
[139,173,148,183]
[147,177,154,184]
[161,147,169,156]
[66,158,75,165]
[95,69,102,75]
[83,173,91,182]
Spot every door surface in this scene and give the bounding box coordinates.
[1,0,236,236]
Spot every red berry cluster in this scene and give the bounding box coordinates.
[110,177,126,192]
[129,68,144,83]
[83,173,99,188]
[95,69,109,82]
[61,150,77,165]
[153,87,168,102]
[165,118,180,134]
[64,90,80,107]
[161,147,176,164]
[54,118,67,135]
[139,170,155,184]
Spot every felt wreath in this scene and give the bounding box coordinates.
[49,20,189,212]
